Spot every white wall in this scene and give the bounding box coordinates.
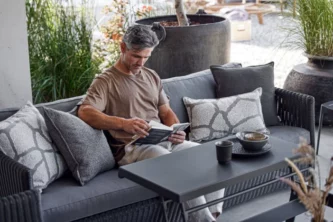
[0,0,32,109]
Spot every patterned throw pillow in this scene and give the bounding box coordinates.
[183,88,267,142]
[0,101,67,189]
[211,62,278,126]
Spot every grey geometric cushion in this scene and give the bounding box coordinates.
[211,62,279,126]
[43,107,115,185]
[0,101,67,189]
[183,88,267,142]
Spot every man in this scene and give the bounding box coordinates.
[78,25,223,222]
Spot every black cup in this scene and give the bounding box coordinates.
[215,140,233,164]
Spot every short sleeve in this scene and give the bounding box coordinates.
[80,76,108,112]
[158,87,169,106]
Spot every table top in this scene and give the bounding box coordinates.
[118,136,299,203]
[323,100,333,110]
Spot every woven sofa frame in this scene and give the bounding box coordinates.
[0,88,315,222]
[0,189,42,222]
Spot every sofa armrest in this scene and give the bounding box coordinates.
[275,87,315,147]
[0,189,42,222]
[0,151,33,197]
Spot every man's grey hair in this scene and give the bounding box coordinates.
[123,25,159,50]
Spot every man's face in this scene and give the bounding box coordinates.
[120,43,154,75]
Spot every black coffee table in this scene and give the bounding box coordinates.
[118,136,308,221]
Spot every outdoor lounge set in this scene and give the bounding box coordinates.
[0,62,315,222]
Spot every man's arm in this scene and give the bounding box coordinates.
[158,104,185,144]
[158,103,179,126]
[78,105,149,137]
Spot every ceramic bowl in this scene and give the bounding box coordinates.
[236,131,269,151]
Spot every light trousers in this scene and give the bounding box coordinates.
[118,141,225,222]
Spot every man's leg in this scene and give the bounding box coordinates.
[118,143,170,166]
[162,141,225,220]
[119,141,222,221]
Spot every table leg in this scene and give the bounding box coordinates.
[316,105,324,155]
[257,13,264,25]
[181,203,188,222]
[286,166,297,222]
[160,196,170,222]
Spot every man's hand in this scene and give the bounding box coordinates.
[122,117,150,138]
[168,131,186,144]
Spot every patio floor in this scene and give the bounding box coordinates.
[229,11,306,88]
[218,11,333,222]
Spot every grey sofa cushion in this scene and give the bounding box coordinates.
[42,170,157,222]
[0,101,67,189]
[211,62,279,127]
[162,63,242,123]
[268,126,310,145]
[183,88,267,142]
[43,107,115,185]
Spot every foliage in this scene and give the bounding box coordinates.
[287,0,333,57]
[281,138,333,222]
[26,0,102,103]
[93,0,174,70]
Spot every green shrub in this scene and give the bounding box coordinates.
[287,0,333,56]
[26,0,102,103]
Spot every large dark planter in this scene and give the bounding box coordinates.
[284,55,333,125]
[136,14,230,79]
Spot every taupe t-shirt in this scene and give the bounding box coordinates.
[81,66,169,161]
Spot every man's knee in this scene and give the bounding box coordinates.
[172,140,200,152]
[138,145,170,161]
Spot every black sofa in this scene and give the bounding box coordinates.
[0,68,315,222]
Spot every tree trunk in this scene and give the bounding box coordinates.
[175,0,189,26]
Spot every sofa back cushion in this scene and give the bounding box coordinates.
[0,96,84,121]
[162,63,242,123]
[211,62,279,126]
[162,70,216,123]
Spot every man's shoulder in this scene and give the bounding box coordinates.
[94,67,117,81]
[101,67,117,76]
[141,67,161,80]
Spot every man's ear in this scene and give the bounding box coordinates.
[120,42,126,53]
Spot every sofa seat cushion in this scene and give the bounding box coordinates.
[267,126,310,145]
[41,169,157,222]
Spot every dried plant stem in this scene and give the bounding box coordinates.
[285,158,308,193]
[282,139,333,221]
[316,153,322,191]
[309,168,318,189]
